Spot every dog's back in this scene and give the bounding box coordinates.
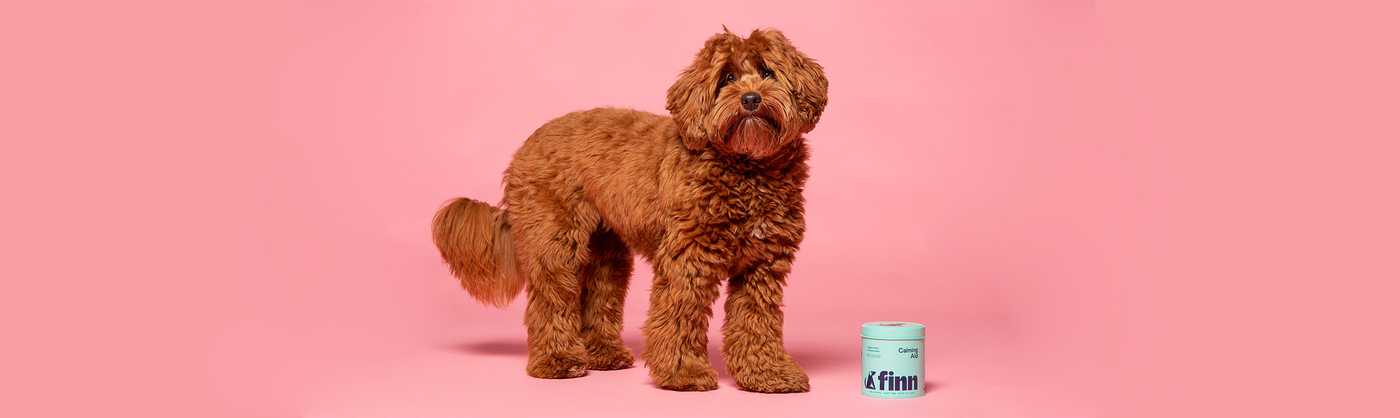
[504,107,680,256]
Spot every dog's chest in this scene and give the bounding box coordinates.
[688,172,805,272]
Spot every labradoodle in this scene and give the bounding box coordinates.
[432,28,828,392]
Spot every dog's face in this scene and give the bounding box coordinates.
[666,29,828,159]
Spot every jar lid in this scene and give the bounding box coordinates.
[861,321,926,340]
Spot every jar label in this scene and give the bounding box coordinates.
[861,338,925,398]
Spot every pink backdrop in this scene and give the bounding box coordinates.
[3,1,1396,417]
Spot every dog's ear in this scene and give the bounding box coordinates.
[752,29,828,133]
[667,33,735,150]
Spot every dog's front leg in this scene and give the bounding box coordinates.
[641,244,725,391]
[722,255,810,393]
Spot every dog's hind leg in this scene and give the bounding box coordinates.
[578,229,634,370]
[509,200,599,379]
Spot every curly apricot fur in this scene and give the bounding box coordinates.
[432,28,827,392]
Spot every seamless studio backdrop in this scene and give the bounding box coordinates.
[2,1,1396,418]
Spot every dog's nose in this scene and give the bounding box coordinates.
[741,92,762,111]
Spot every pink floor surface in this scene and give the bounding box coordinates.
[292,292,1092,418]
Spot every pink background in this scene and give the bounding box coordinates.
[3,1,1396,417]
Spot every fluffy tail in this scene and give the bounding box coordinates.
[431,197,523,307]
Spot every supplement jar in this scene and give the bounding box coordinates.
[861,321,925,398]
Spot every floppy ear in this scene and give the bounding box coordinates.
[753,29,828,132]
[667,33,734,150]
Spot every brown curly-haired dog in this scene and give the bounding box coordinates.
[432,28,827,392]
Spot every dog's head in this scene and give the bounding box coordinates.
[666,29,828,159]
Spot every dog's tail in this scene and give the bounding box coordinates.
[431,197,523,307]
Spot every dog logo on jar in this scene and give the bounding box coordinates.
[864,370,920,391]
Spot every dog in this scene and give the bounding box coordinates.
[432,28,827,392]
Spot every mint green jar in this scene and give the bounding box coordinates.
[861,322,926,398]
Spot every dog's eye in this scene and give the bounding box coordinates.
[757,62,776,79]
[719,72,736,87]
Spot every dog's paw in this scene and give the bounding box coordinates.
[733,357,810,393]
[652,364,719,391]
[526,352,588,379]
[585,344,635,371]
